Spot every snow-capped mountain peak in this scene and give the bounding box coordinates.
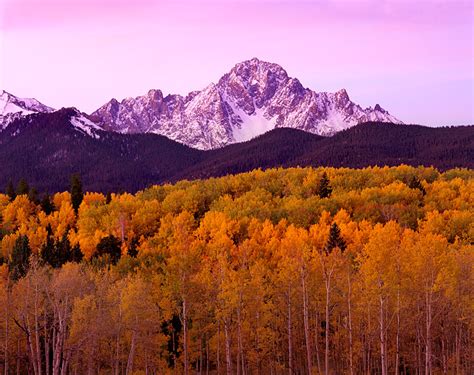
[0,90,54,115]
[0,90,55,131]
[91,58,403,149]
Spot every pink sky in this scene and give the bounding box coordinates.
[0,0,473,125]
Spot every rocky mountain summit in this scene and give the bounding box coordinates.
[91,58,402,149]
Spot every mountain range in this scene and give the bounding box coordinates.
[0,58,472,193]
[1,58,401,150]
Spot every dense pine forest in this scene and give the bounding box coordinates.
[0,166,472,374]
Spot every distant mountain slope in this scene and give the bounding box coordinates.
[176,123,474,180]
[293,122,474,169]
[0,109,471,193]
[0,108,204,192]
[91,58,402,149]
[173,128,325,180]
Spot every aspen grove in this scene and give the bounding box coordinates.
[0,166,472,374]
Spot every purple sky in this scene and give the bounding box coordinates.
[0,0,472,125]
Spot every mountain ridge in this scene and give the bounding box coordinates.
[0,109,471,193]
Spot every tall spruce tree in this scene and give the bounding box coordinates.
[325,223,346,255]
[70,174,84,212]
[28,187,39,204]
[5,179,16,201]
[41,224,57,267]
[10,235,31,280]
[318,172,333,199]
[40,194,54,214]
[16,178,29,196]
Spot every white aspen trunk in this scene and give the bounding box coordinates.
[455,322,461,374]
[34,283,42,375]
[324,276,331,375]
[302,269,312,375]
[347,273,354,375]
[44,308,50,375]
[224,319,232,375]
[425,291,432,375]
[441,329,447,375]
[126,330,136,375]
[26,327,39,375]
[115,302,122,375]
[379,294,387,375]
[314,311,321,375]
[237,304,244,375]
[182,299,189,375]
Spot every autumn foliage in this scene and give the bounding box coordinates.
[0,166,472,374]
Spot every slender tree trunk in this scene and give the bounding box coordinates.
[126,330,136,375]
[224,319,232,375]
[395,288,400,375]
[379,294,387,375]
[301,269,312,375]
[115,302,122,375]
[314,312,321,375]
[237,303,244,375]
[347,273,354,375]
[44,308,50,375]
[455,322,461,374]
[416,322,422,375]
[324,276,331,375]
[441,325,447,375]
[34,283,42,375]
[182,299,189,375]
[425,291,432,375]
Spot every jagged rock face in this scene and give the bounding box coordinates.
[0,90,55,130]
[90,58,402,149]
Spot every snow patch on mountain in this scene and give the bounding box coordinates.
[0,90,55,131]
[227,101,276,143]
[70,113,103,138]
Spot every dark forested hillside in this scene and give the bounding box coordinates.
[294,122,474,169]
[0,110,472,192]
[0,108,205,192]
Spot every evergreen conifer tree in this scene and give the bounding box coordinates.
[318,172,333,198]
[28,187,39,204]
[40,194,54,215]
[325,223,346,255]
[16,178,29,196]
[10,235,31,280]
[70,174,84,212]
[5,179,16,201]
